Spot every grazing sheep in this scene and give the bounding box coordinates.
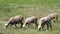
[48,13,58,22]
[23,16,38,28]
[38,16,52,31]
[4,15,24,29]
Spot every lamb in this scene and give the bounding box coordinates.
[4,15,24,29]
[23,16,38,28]
[48,13,58,22]
[38,16,52,31]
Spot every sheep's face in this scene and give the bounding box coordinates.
[23,24,26,28]
[4,24,8,29]
[38,25,41,31]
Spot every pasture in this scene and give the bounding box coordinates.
[0,0,60,34]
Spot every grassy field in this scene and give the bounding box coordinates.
[0,0,60,34]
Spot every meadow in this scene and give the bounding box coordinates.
[0,0,60,34]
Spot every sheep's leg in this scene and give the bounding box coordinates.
[46,23,49,30]
[27,23,30,28]
[48,22,52,30]
[49,24,52,29]
[9,24,13,29]
[34,19,37,29]
[41,25,44,31]
[20,23,23,28]
[48,20,52,29]
[15,24,17,28]
[35,23,38,29]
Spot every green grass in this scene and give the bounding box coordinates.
[0,0,60,21]
[0,21,60,34]
[0,0,60,34]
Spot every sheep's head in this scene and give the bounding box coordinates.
[23,24,26,28]
[38,25,41,31]
[4,24,8,29]
[22,22,28,29]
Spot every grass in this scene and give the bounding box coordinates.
[0,0,60,21]
[0,21,60,34]
[0,0,60,34]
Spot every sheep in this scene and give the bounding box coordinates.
[48,13,58,22]
[4,15,24,29]
[38,16,52,31]
[23,16,38,28]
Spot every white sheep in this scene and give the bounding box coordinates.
[38,16,52,31]
[4,15,24,29]
[48,13,58,22]
[23,16,38,28]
